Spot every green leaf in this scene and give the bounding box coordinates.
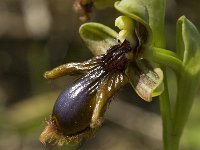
[176,16,200,80]
[114,0,165,47]
[125,59,164,102]
[79,23,118,56]
[172,16,200,143]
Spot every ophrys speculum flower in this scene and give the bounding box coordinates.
[40,14,163,145]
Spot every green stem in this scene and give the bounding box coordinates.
[144,0,198,149]
[159,68,173,150]
[149,0,182,149]
[151,47,183,150]
[149,0,175,148]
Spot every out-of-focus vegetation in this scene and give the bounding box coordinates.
[0,0,199,150]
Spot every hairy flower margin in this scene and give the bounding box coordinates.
[39,1,165,146]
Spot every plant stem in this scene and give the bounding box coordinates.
[149,0,184,148]
[152,47,183,150]
[149,0,181,149]
[153,18,199,150]
[159,68,173,150]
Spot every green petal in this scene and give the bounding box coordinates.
[79,23,118,56]
[176,16,200,79]
[115,16,136,44]
[115,16,134,30]
[115,0,166,47]
[126,59,164,102]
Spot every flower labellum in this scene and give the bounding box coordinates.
[40,40,132,145]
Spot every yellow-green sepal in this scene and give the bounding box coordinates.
[79,23,118,56]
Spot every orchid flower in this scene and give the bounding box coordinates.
[39,0,167,146]
[39,0,200,149]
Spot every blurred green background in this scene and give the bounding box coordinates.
[0,0,199,150]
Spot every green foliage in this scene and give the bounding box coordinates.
[176,16,200,80]
[171,16,200,149]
